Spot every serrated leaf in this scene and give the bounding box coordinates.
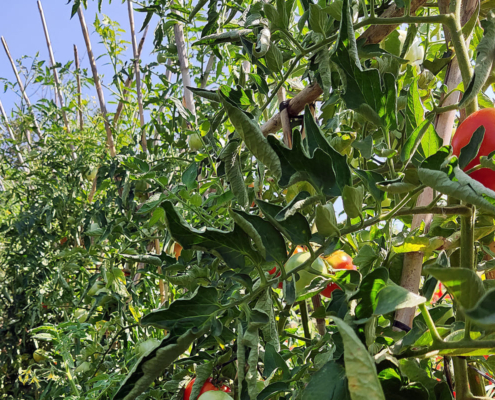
[255,199,311,246]
[302,361,350,400]
[192,29,251,46]
[374,284,426,316]
[112,328,207,400]
[332,317,386,400]
[219,139,248,208]
[465,289,495,327]
[162,201,262,269]
[141,286,219,333]
[459,126,485,170]
[219,87,282,180]
[121,254,162,266]
[265,41,283,73]
[231,209,287,264]
[253,27,270,58]
[459,14,495,108]
[418,147,495,215]
[424,266,484,309]
[352,268,389,320]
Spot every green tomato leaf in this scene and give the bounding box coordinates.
[374,283,426,316]
[332,317,386,400]
[424,266,485,310]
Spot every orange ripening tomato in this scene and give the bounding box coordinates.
[174,243,183,260]
[183,378,230,400]
[451,108,495,191]
[60,237,68,246]
[320,250,356,298]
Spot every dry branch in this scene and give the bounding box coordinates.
[1,36,42,143]
[200,55,215,89]
[77,7,116,157]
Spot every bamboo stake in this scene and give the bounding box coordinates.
[38,0,76,159]
[1,36,41,143]
[200,55,215,89]
[277,87,293,148]
[112,25,149,127]
[174,17,196,117]
[38,1,68,128]
[77,7,116,157]
[394,0,478,330]
[154,238,166,305]
[74,45,84,131]
[0,99,26,166]
[127,0,146,152]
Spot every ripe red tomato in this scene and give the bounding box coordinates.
[268,266,283,289]
[451,108,495,191]
[320,251,356,298]
[183,378,230,400]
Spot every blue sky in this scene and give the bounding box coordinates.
[0,1,159,115]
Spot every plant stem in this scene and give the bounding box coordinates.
[299,300,311,340]
[419,303,443,343]
[453,357,473,400]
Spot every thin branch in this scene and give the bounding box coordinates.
[77,7,116,157]
[1,36,41,143]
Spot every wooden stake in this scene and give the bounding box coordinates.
[174,18,196,117]
[0,99,26,166]
[277,87,292,148]
[77,7,116,157]
[113,25,149,127]
[127,0,146,152]
[1,36,42,143]
[394,0,478,330]
[154,238,166,305]
[200,55,215,89]
[74,45,84,131]
[38,0,76,158]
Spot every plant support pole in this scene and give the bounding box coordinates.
[1,36,41,143]
[394,0,478,330]
[0,99,26,166]
[77,7,116,157]
[127,0,146,152]
[38,0,76,158]
[74,45,84,131]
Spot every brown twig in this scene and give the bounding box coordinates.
[77,7,116,157]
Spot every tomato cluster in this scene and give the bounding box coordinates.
[269,249,356,297]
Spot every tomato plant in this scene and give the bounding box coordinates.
[2,0,495,400]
